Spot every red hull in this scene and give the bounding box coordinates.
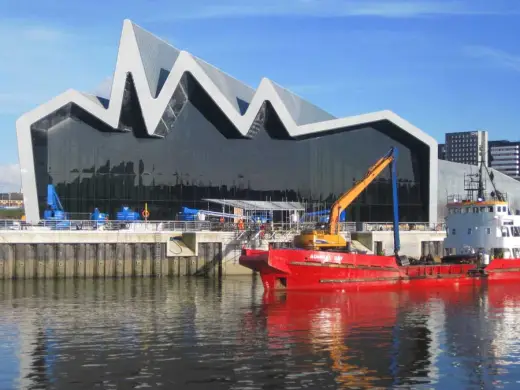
[239,248,520,291]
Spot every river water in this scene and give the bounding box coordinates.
[1,277,520,389]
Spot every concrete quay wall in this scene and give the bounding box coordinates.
[0,230,447,280]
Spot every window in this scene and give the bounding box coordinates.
[488,206,493,212]
[451,228,456,235]
[486,227,491,235]
[512,226,520,237]
[502,227,510,237]
[468,228,472,235]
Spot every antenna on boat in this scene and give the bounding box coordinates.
[477,144,505,202]
[477,145,485,200]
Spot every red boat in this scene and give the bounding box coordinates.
[240,247,520,291]
[239,147,520,291]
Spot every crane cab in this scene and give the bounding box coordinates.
[294,227,349,251]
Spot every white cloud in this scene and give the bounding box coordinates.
[0,164,21,193]
[464,46,520,72]
[144,0,519,21]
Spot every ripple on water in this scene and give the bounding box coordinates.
[2,279,520,388]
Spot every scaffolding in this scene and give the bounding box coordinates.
[202,198,304,226]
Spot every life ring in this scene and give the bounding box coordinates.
[142,210,150,218]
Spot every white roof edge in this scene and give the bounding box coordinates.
[16,19,438,147]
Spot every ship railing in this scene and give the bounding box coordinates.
[447,192,509,203]
[361,222,446,232]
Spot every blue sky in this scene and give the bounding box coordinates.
[1,0,520,191]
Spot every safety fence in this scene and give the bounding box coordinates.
[0,219,444,233]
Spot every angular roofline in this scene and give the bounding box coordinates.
[16,19,438,223]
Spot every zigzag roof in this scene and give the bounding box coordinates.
[17,19,437,142]
[16,19,439,223]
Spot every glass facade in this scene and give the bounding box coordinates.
[31,100,429,222]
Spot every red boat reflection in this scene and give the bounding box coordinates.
[245,283,520,388]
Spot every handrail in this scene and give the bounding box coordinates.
[0,219,445,233]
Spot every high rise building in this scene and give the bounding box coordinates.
[445,131,488,166]
[488,140,520,180]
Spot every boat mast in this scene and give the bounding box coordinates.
[478,145,485,200]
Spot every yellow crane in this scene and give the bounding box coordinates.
[294,147,400,252]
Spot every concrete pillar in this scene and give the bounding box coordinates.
[24,244,36,279]
[197,243,205,276]
[45,245,56,279]
[0,244,14,280]
[85,244,96,278]
[216,243,223,278]
[123,244,133,277]
[168,255,181,277]
[14,244,26,280]
[188,256,197,276]
[65,244,75,278]
[134,244,143,277]
[56,244,66,278]
[104,244,114,278]
[0,244,5,280]
[96,244,105,278]
[151,244,167,277]
[76,244,86,279]
[151,244,160,277]
[36,244,46,279]
[142,244,151,277]
[159,244,168,277]
[115,243,124,278]
[208,243,216,277]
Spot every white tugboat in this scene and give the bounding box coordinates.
[443,158,520,264]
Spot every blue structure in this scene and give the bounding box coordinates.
[90,208,109,226]
[116,206,140,221]
[178,207,199,221]
[43,184,67,221]
[389,147,400,255]
[42,184,72,230]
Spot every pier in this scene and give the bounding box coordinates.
[0,220,445,280]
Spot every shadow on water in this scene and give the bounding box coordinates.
[2,279,520,389]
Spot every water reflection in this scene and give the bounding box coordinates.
[2,279,520,389]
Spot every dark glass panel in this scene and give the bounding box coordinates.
[30,99,429,222]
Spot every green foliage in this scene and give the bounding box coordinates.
[0,209,24,219]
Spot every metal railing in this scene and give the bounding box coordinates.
[361,222,446,232]
[0,219,444,233]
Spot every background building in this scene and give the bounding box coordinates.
[444,130,488,166]
[0,193,23,209]
[438,144,446,160]
[488,140,520,181]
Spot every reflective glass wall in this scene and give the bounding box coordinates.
[31,102,429,221]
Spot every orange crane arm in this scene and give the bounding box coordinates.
[329,148,396,235]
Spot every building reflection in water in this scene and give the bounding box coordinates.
[2,280,520,388]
